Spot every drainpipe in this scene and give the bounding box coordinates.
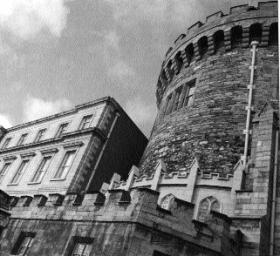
[270,129,279,256]
[269,42,280,255]
[243,41,258,167]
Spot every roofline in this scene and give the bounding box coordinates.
[5,96,117,132]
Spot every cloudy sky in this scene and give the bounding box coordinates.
[0,0,273,135]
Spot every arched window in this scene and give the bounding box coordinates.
[197,196,221,222]
[269,23,278,46]
[174,52,183,73]
[249,23,262,43]
[166,60,174,81]
[160,194,175,210]
[185,44,194,65]
[198,36,208,58]
[213,30,224,53]
[231,26,243,48]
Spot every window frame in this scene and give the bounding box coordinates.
[0,161,12,184]
[79,115,93,130]
[197,196,221,222]
[11,232,35,256]
[55,123,69,138]
[34,129,46,143]
[17,134,28,146]
[9,159,30,185]
[52,150,77,180]
[2,137,11,149]
[64,236,94,256]
[29,155,53,184]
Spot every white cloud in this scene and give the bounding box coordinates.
[23,96,72,122]
[125,97,156,135]
[0,114,12,128]
[0,0,69,39]
[108,60,135,80]
[104,31,120,50]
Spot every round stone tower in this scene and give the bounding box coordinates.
[140,1,278,176]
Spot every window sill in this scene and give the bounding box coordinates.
[50,178,66,181]
[7,183,19,186]
[28,181,42,185]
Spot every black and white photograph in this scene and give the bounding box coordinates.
[0,0,279,255]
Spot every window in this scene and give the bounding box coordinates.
[17,134,28,146]
[0,162,11,184]
[2,137,11,149]
[163,79,196,117]
[11,232,35,255]
[55,123,68,138]
[71,242,92,256]
[30,156,52,183]
[197,196,221,222]
[160,194,175,210]
[213,30,224,52]
[249,23,262,43]
[183,82,196,107]
[79,115,93,130]
[198,36,208,57]
[10,159,29,184]
[231,26,243,48]
[34,129,46,142]
[269,23,278,46]
[54,150,76,179]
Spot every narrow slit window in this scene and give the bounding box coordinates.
[183,81,196,107]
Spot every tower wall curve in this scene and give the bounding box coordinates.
[140,1,278,176]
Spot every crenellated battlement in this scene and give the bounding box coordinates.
[110,159,233,199]
[156,1,278,107]
[3,187,241,254]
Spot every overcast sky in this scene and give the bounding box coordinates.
[0,0,274,135]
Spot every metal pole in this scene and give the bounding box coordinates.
[243,41,258,166]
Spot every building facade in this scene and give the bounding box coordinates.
[0,2,279,256]
[0,97,147,196]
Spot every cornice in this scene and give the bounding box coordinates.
[0,127,106,155]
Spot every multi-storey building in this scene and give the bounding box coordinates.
[0,2,279,256]
[0,97,147,196]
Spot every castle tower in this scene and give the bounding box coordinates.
[140,2,278,176]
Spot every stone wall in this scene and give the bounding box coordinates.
[140,1,278,176]
[0,188,239,256]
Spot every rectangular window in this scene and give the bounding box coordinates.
[172,86,182,112]
[79,115,93,130]
[34,129,46,142]
[164,94,172,115]
[183,80,196,107]
[55,123,68,138]
[30,156,52,183]
[71,242,92,256]
[54,151,76,179]
[11,232,35,256]
[2,137,11,149]
[0,162,11,184]
[17,134,28,146]
[10,159,29,184]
